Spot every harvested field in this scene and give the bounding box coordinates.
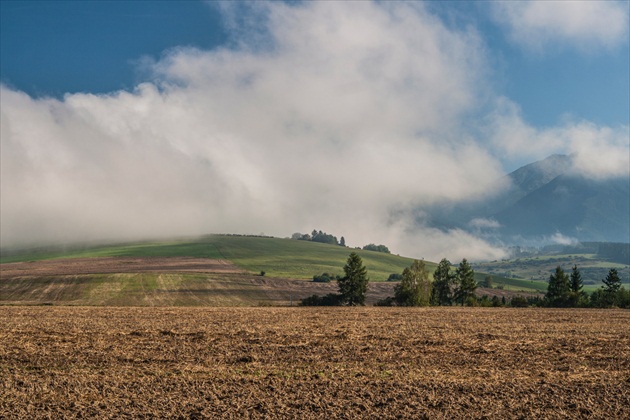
[1,307,628,419]
[0,257,244,279]
[0,257,400,306]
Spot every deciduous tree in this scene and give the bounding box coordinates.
[394,260,431,306]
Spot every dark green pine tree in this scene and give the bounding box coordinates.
[454,258,477,306]
[602,268,622,307]
[545,266,570,307]
[569,265,586,307]
[338,252,369,306]
[431,258,453,306]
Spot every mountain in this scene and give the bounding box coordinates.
[494,154,629,243]
[499,154,572,210]
[495,173,629,242]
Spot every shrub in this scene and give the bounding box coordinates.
[387,273,403,282]
[464,296,478,307]
[300,293,342,306]
[374,297,395,307]
[478,295,492,307]
[510,296,529,307]
[312,273,339,283]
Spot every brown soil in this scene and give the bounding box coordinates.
[0,257,244,278]
[0,307,628,419]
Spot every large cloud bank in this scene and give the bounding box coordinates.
[1,1,627,261]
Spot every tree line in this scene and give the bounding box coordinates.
[292,230,345,246]
[545,265,629,308]
[301,254,479,307]
[291,230,391,253]
[301,253,630,308]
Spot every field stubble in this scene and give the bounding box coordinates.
[1,307,628,419]
[0,257,402,306]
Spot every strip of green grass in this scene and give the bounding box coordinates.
[3,235,531,285]
[1,235,425,281]
[210,236,421,281]
[0,239,223,263]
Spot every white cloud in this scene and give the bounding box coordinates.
[469,218,502,230]
[491,0,629,52]
[487,97,630,179]
[3,1,624,261]
[0,1,507,261]
[549,232,579,246]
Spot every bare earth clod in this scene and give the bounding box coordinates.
[0,307,628,419]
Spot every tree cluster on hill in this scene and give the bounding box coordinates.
[291,230,345,246]
[361,244,390,254]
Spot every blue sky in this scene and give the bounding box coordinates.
[2,1,627,128]
[1,1,227,95]
[1,1,629,258]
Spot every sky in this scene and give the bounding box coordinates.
[1,1,629,260]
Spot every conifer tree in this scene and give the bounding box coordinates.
[338,252,369,306]
[431,258,453,306]
[454,258,477,306]
[545,266,570,307]
[569,265,586,307]
[602,268,622,307]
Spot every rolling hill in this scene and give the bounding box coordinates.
[0,235,541,306]
[0,235,423,280]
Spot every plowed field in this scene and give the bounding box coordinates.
[1,307,628,419]
[0,257,244,278]
[0,257,401,306]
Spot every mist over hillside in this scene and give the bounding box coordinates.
[424,154,630,248]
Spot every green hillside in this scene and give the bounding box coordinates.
[0,235,424,281]
[1,235,539,288]
[1,235,549,305]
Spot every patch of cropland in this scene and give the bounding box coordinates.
[1,307,628,418]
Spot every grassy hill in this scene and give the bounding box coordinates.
[0,235,425,281]
[1,235,547,307]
